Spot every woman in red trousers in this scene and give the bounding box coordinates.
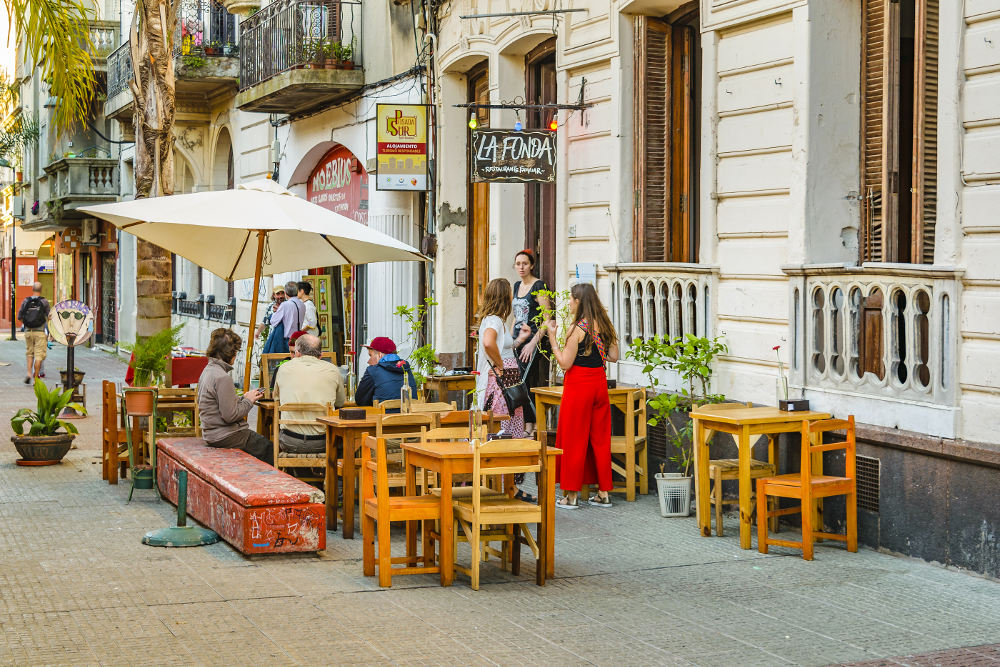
[544,283,619,509]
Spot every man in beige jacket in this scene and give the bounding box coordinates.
[272,334,346,454]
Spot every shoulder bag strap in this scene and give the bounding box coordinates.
[576,319,607,363]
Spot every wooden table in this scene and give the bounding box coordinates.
[317,410,509,539]
[401,440,561,586]
[423,375,476,408]
[533,385,640,428]
[689,404,831,549]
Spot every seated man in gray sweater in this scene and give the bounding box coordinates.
[197,328,272,464]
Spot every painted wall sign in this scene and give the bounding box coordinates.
[48,300,94,347]
[306,145,369,225]
[470,129,557,183]
[375,104,429,191]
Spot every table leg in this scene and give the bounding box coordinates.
[694,419,711,537]
[342,431,358,539]
[545,450,556,580]
[811,429,824,539]
[439,465,454,586]
[738,424,753,549]
[326,426,337,531]
[405,455,417,562]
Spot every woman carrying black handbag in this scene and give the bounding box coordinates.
[511,249,550,433]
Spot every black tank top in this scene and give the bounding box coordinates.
[574,333,605,368]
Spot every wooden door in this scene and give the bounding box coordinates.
[525,40,557,291]
[467,65,490,363]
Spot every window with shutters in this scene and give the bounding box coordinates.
[860,0,938,266]
[858,0,937,378]
[633,4,700,263]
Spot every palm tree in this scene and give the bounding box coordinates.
[129,0,175,338]
[9,0,96,132]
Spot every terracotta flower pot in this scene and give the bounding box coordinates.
[124,389,156,417]
[12,433,75,465]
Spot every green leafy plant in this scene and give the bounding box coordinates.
[627,333,728,476]
[394,297,438,386]
[181,55,204,69]
[11,380,86,436]
[530,288,573,354]
[337,41,353,62]
[122,324,184,387]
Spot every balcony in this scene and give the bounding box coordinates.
[105,0,238,121]
[783,263,963,437]
[236,0,363,114]
[87,20,120,71]
[606,263,718,388]
[26,157,119,230]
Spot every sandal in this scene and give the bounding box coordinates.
[556,496,579,510]
[514,489,537,504]
[588,494,612,508]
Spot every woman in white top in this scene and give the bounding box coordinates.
[476,279,531,434]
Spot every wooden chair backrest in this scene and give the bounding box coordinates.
[361,434,390,505]
[411,401,457,413]
[273,402,330,463]
[374,412,433,438]
[156,386,198,401]
[421,426,486,442]
[470,437,542,511]
[800,416,856,486]
[260,353,290,393]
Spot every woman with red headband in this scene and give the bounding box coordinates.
[511,248,551,434]
[544,282,619,509]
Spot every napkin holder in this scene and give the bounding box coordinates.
[339,407,367,420]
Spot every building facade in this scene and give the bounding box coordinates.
[429,0,1000,577]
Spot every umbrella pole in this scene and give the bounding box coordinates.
[244,230,266,393]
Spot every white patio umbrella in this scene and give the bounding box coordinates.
[81,179,425,389]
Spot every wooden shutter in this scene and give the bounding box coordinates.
[912,0,938,265]
[860,0,891,263]
[634,17,670,263]
[669,24,694,263]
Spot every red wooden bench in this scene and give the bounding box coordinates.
[156,438,326,554]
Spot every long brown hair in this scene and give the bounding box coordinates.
[477,278,513,322]
[571,283,618,354]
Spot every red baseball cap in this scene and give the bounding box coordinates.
[289,330,307,344]
[364,336,397,355]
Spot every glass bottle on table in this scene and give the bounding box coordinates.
[400,383,412,414]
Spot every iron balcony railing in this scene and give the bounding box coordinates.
[206,297,237,324]
[239,0,362,92]
[177,0,239,57]
[107,41,132,99]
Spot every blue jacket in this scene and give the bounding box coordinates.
[355,354,418,407]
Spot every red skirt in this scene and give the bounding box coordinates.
[555,366,612,492]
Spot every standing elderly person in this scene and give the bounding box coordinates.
[262,281,305,354]
[197,328,272,464]
[273,334,346,454]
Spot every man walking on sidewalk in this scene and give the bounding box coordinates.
[18,282,50,384]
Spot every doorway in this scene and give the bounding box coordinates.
[466,63,490,363]
[100,253,117,344]
[525,39,557,292]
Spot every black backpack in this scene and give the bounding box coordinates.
[21,297,47,329]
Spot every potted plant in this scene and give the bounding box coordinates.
[223,41,237,57]
[394,297,439,391]
[322,39,338,68]
[627,333,728,516]
[11,380,86,465]
[337,41,354,69]
[531,288,574,386]
[122,324,183,414]
[205,40,221,56]
[59,366,85,389]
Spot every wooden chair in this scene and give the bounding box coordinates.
[101,380,128,484]
[273,402,331,485]
[361,435,441,587]
[155,386,199,436]
[453,437,545,590]
[423,426,496,499]
[706,402,776,536]
[262,351,336,396]
[374,399,455,414]
[609,387,648,501]
[757,416,858,560]
[435,409,505,434]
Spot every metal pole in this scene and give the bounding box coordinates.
[9,221,16,341]
[243,230,267,392]
[177,470,188,527]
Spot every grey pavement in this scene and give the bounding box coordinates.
[1,338,999,666]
